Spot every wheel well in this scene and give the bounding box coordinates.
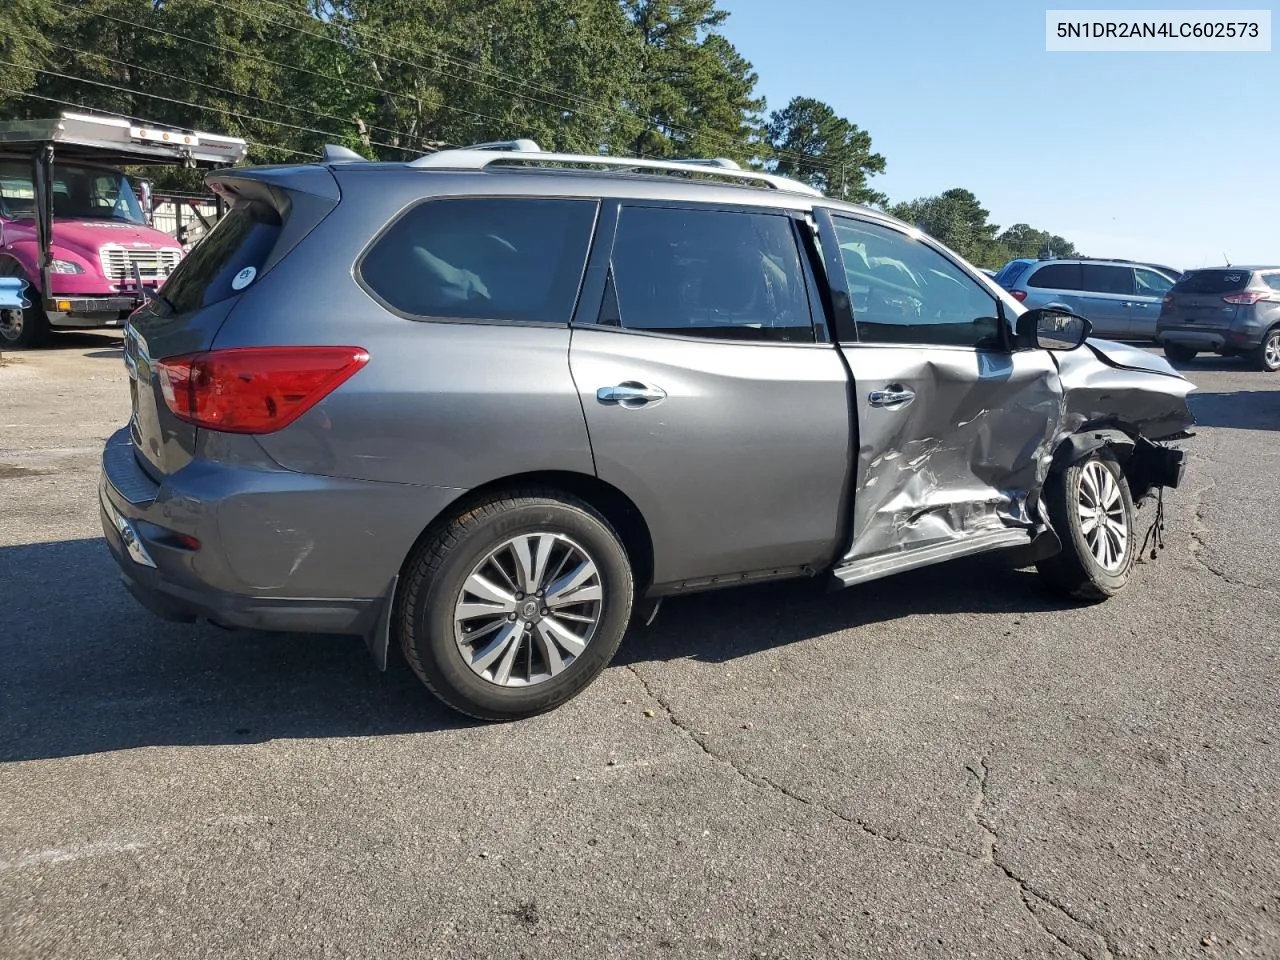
[400,471,655,591]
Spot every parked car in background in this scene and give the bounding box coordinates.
[995,257,1178,341]
[101,142,1194,720]
[1156,266,1280,371]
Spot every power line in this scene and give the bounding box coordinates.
[47,0,515,148]
[196,0,843,175]
[0,84,312,160]
[20,29,418,157]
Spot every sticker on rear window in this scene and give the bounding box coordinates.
[231,266,257,290]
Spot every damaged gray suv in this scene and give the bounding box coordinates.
[101,142,1195,720]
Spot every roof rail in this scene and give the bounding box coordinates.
[462,138,542,152]
[407,148,821,196]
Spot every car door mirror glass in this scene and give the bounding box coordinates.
[1016,307,1091,350]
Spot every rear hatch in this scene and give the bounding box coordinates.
[1161,269,1251,330]
[124,165,340,479]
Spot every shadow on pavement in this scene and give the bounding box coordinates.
[1189,390,1280,431]
[1,536,1075,762]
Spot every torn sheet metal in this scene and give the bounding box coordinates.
[839,346,1063,564]
[837,339,1195,567]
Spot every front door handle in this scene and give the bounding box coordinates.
[597,381,667,407]
[868,386,915,408]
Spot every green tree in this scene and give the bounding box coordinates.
[623,0,764,164]
[890,188,1006,266]
[997,222,1079,260]
[765,96,885,204]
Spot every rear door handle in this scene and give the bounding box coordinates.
[597,382,667,407]
[868,386,915,408]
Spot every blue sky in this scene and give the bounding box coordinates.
[722,1,1278,269]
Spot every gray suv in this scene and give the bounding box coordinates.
[101,143,1194,719]
[997,258,1178,340]
[1156,267,1280,371]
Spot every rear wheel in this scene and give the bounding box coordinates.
[1037,453,1136,601]
[1250,326,1280,372]
[0,266,50,349]
[1162,342,1197,364]
[397,490,634,720]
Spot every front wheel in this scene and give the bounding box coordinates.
[397,490,634,720]
[1162,342,1197,364]
[1250,327,1280,372]
[1036,453,1136,601]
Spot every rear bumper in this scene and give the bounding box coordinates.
[1157,326,1262,352]
[99,426,465,637]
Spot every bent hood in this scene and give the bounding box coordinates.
[1085,337,1183,379]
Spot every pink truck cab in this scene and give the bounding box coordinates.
[0,112,246,347]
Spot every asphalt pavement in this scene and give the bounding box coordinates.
[1,333,1277,959]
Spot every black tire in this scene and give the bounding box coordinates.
[1162,343,1197,364]
[0,265,50,349]
[397,489,634,720]
[1036,452,1136,601]
[1249,326,1280,372]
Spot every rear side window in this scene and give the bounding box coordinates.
[160,200,282,314]
[1264,274,1280,292]
[1173,269,1253,294]
[1082,264,1135,296]
[360,198,597,323]
[1026,263,1082,290]
[601,206,814,342]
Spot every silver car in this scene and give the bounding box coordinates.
[100,143,1195,719]
[998,257,1179,340]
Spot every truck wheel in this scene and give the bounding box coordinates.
[1250,326,1280,372]
[1162,343,1197,364]
[0,268,50,348]
[1036,452,1136,601]
[397,489,634,720]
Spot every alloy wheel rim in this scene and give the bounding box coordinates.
[1077,460,1128,572]
[1265,333,1280,369]
[0,308,23,342]
[453,532,603,687]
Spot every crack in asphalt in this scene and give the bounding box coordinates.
[1186,473,1269,591]
[626,664,1119,960]
[966,760,1116,960]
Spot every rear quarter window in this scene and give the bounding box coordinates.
[159,200,282,314]
[358,197,598,323]
[1026,263,1082,290]
[1173,270,1252,294]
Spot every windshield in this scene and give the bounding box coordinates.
[0,160,146,225]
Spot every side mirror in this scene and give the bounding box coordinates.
[137,179,154,225]
[1015,307,1091,350]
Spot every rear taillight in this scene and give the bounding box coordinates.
[1010,290,1028,302]
[1222,291,1267,305]
[156,346,369,434]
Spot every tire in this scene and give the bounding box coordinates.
[1036,452,1137,601]
[397,489,634,720]
[0,266,50,349]
[1249,326,1280,372]
[1162,343,1197,364]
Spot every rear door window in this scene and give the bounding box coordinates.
[359,197,597,324]
[1081,264,1134,296]
[1026,263,1082,290]
[1173,270,1253,294]
[1264,274,1280,293]
[600,205,815,342]
[159,200,282,314]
